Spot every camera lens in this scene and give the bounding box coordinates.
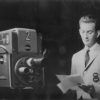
[18,67,29,74]
[18,67,33,75]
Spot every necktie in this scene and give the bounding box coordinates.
[85,49,90,67]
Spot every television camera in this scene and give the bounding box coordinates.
[0,28,44,90]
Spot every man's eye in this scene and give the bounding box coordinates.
[88,31,93,34]
[88,32,92,34]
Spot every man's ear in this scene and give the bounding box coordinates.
[97,30,100,38]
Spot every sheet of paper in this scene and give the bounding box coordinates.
[57,74,84,94]
[56,75,67,82]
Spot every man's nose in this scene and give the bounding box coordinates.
[84,33,88,38]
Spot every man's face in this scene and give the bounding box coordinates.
[79,22,98,47]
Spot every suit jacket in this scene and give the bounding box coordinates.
[71,43,100,100]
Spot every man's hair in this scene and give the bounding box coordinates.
[79,14,99,30]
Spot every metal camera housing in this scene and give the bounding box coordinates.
[0,28,44,90]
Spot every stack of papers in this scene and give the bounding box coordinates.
[56,74,84,93]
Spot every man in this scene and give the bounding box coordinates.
[71,15,100,100]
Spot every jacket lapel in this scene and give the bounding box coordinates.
[84,44,100,71]
[84,57,96,71]
[86,54,97,67]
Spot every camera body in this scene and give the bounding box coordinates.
[0,28,44,89]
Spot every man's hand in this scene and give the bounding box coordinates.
[78,84,96,98]
[65,89,77,100]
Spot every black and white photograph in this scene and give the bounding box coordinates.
[0,0,100,100]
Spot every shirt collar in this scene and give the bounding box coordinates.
[84,43,99,52]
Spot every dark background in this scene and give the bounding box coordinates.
[0,0,100,99]
[0,0,100,74]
